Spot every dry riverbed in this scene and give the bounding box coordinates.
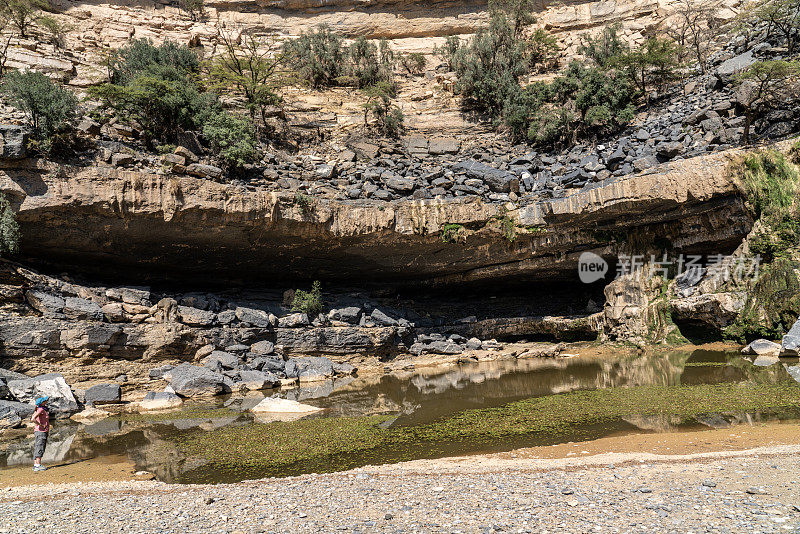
[3,423,800,533]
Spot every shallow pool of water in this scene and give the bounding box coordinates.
[2,348,799,484]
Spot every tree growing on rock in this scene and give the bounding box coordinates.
[0,70,77,153]
[0,14,12,78]
[283,25,348,88]
[208,30,285,136]
[755,0,800,55]
[399,52,426,75]
[666,0,719,72]
[1,0,49,39]
[0,194,20,257]
[734,60,800,144]
[362,81,404,137]
[178,0,204,21]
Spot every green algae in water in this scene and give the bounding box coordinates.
[176,381,800,482]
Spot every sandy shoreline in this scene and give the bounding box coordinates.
[2,423,800,533]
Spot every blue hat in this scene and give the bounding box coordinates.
[35,396,49,407]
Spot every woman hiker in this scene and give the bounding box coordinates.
[31,396,50,472]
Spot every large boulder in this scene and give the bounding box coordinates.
[249,340,275,355]
[0,407,22,429]
[452,160,519,193]
[84,383,122,405]
[250,397,323,414]
[291,357,335,382]
[235,306,274,328]
[7,374,78,415]
[669,292,745,330]
[178,305,216,326]
[202,350,239,371]
[742,339,782,356]
[327,307,362,324]
[238,370,280,391]
[0,399,34,418]
[781,318,800,356]
[251,355,286,374]
[138,391,183,411]
[278,313,309,328]
[715,50,756,83]
[167,364,226,397]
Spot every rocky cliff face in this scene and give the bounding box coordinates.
[1,146,752,286]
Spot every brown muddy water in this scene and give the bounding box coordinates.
[2,348,800,484]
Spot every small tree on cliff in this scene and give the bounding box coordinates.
[207,29,285,136]
[2,0,49,38]
[734,60,800,144]
[1,70,77,152]
[0,194,19,257]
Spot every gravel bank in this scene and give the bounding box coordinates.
[3,444,800,533]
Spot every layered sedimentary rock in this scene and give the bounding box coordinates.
[0,146,753,287]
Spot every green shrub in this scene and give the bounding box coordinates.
[441,223,463,243]
[37,15,68,49]
[283,25,348,88]
[363,81,403,137]
[0,71,77,152]
[446,14,536,117]
[579,23,629,69]
[91,66,218,143]
[0,194,19,257]
[399,52,426,75]
[505,62,635,146]
[736,149,798,217]
[178,0,204,20]
[2,0,48,38]
[91,40,213,143]
[108,39,200,85]
[202,111,259,169]
[725,258,800,342]
[292,280,323,317]
[349,37,393,89]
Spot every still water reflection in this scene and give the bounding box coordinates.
[1,349,798,483]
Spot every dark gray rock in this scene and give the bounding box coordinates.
[237,370,280,390]
[202,351,239,371]
[25,291,65,316]
[0,368,29,381]
[84,383,121,405]
[371,308,398,327]
[633,156,659,172]
[715,50,756,82]
[332,361,357,376]
[235,307,274,328]
[251,355,286,374]
[0,407,22,429]
[0,399,34,418]
[328,306,362,324]
[105,287,151,305]
[168,363,226,397]
[452,160,519,193]
[0,125,28,159]
[292,356,335,382]
[384,175,415,192]
[178,305,216,326]
[186,163,223,180]
[7,374,79,414]
[656,141,684,159]
[250,340,275,355]
[63,297,103,321]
